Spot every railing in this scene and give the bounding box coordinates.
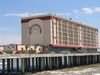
[0,53,100,59]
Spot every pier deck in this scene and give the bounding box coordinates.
[0,53,100,74]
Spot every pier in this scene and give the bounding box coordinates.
[0,53,100,74]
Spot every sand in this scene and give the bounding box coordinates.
[25,64,100,75]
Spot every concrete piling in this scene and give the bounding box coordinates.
[2,59,5,73]
[7,59,10,72]
[11,59,13,72]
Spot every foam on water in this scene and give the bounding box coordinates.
[93,73,100,75]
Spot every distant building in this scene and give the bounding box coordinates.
[21,14,98,53]
[0,46,4,53]
[3,44,17,51]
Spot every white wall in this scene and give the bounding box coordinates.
[22,19,51,46]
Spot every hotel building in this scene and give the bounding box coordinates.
[21,14,98,53]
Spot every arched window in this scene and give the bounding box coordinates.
[29,24,42,35]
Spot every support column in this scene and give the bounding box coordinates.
[36,57,39,71]
[7,59,10,72]
[56,57,59,68]
[30,58,32,72]
[16,58,19,72]
[99,55,100,63]
[62,56,64,68]
[58,57,62,68]
[92,55,94,64]
[32,58,34,72]
[48,57,52,69]
[67,56,69,67]
[27,58,30,72]
[11,59,13,72]
[86,56,88,65]
[90,55,91,64]
[54,57,57,69]
[44,57,47,70]
[70,56,73,66]
[24,58,27,72]
[97,55,99,63]
[45,57,48,70]
[2,59,5,73]
[40,57,44,70]
[96,55,97,63]
[64,56,67,67]
[21,58,25,73]
[94,55,96,64]
[78,56,80,65]
[34,57,36,71]
[38,57,41,71]
[77,56,79,66]
[51,57,54,69]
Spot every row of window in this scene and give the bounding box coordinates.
[51,19,97,47]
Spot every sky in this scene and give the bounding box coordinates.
[0,0,100,45]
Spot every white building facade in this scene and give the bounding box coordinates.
[21,14,98,53]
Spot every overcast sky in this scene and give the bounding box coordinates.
[0,0,100,45]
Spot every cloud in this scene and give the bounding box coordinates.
[4,12,72,18]
[52,12,72,18]
[81,8,93,14]
[73,7,100,15]
[94,7,100,12]
[3,7,100,17]
[4,12,50,17]
[4,12,29,17]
